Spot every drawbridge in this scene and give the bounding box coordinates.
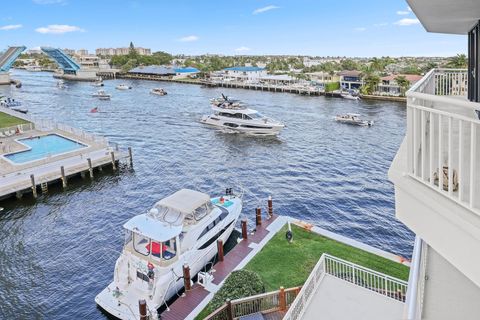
[41,47,81,74]
[0,46,26,72]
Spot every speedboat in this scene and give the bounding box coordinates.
[95,188,243,320]
[341,93,360,100]
[150,88,167,96]
[92,80,104,87]
[335,113,373,126]
[116,84,132,90]
[0,97,28,114]
[57,80,67,89]
[92,90,111,100]
[201,94,285,135]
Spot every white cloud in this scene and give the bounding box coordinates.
[397,10,409,15]
[235,46,251,52]
[33,0,67,4]
[354,27,366,32]
[0,24,22,31]
[253,5,279,15]
[178,35,199,42]
[373,23,388,27]
[394,18,420,26]
[35,24,84,34]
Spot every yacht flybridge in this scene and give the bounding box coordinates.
[201,95,285,135]
[95,188,242,320]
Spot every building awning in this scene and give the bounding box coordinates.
[407,0,480,34]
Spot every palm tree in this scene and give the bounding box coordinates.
[395,75,410,96]
[446,54,467,69]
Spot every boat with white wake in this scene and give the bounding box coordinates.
[116,84,132,90]
[335,113,374,126]
[201,94,285,135]
[92,90,111,100]
[150,88,167,96]
[95,188,243,320]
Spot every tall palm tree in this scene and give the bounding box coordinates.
[395,75,411,96]
[446,54,468,68]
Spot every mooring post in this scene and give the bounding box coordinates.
[268,195,273,219]
[279,286,286,311]
[110,151,116,170]
[87,158,94,179]
[138,299,147,320]
[128,146,133,168]
[60,166,67,188]
[217,239,224,262]
[30,174,37,198]
[241,219,248,240]
[255,207,262,226]
[226,299,233,320]
[183,264,191,291]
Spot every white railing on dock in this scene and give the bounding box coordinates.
[406,68,480,214]
[284,253,408,320]
[0,106,109,145]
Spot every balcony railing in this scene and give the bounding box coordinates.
[283,253,408,320]
[407,68,480,214]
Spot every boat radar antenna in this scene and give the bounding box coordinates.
[221,93,228,101]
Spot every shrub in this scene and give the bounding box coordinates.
[208,270,265,313]
[325,81,340,92]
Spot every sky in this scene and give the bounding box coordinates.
[0,0,467,57]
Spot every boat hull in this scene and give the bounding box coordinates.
[201,115,284,136]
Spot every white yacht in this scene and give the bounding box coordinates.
[95,188,243,320]
[116,84,132,90]
[92,80,104,87]
[150,88,167,96]
[92,90,111,100]
[335,113,373,126]
[340,92,360,100]
[0,97,28,114]
[201,95,285,135]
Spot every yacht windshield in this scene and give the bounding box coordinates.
[149,205,183,225]
[149,238,177,261]
[133,232,150,256]
[249,112,264,119]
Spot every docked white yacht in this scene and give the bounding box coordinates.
[92,90,111,100]
[335,113,373,126]
[95,189,243,320]
[201,95,285,135]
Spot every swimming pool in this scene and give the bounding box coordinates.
[4,134,87,164]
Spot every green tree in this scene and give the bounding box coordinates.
[446,54,467,68]
[395,75,410,96]
[340,59,358,71]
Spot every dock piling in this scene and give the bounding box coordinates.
[110,151,116,171]
[217,239,224,262]
[87,158,94,179]
[128,147,133,168]
[183,264,191,291]
[60,166,67,188]
[30,174,37,198]
[279,286,286,311]
[255,208,262,226]
[241,219,248,240]
[268,196,273,219]
[226,299,233,320]
[138,299,147,320]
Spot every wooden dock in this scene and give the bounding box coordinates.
[160,214,281,320]
[0,107,131,201]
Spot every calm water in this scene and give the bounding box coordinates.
[0,70,413,319]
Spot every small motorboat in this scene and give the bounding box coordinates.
[116,84,132,90]
[0,97,28,114]
[150,88,167,96]
[57,80,67,89]
[92,90,111,100]
[341,93,360,100]
[335,113,373,126]
[92,80,104,87]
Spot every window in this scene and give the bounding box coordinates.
[149,237,178,261]
[197,209,229,240]
[133,232,150,256]
[249,112,264,119]
[243,114,252,120]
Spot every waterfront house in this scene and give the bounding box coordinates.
[173,67,200,79]
[377,74,423,96]
[339,70,363,90]
[128,65,176,79]
[223,66,267,83]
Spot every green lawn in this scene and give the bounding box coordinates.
[196,224,409,319]
[243,224,410,291]
[0,111,29,129]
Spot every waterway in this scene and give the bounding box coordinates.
[0,70,413,319]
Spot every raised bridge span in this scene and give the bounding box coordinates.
[40,47,81,74]
[0,46,26,72]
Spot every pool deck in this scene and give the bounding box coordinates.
[0,107,129,201]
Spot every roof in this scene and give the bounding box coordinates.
[407,0,480,34]
[224,66,265,72]
[260,74,295,81]
[381,74,423,83]
[123,214,182,241]
[339,70,362,77]
[129,65,176,75]
[174,67,200,73]
[156,189,210,214]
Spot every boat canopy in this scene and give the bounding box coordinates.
[156,189,210,214]
[123,214,182,242]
